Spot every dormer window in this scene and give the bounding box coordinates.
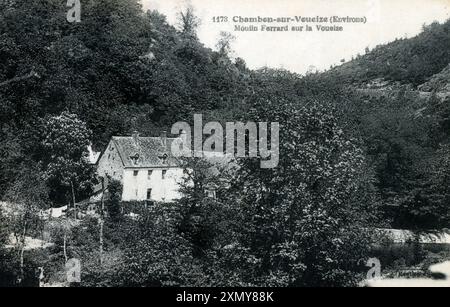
[159,153,169,164]
[130,153,140,165]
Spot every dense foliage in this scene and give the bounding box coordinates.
[1,0,450,287]
[324,21,450,86]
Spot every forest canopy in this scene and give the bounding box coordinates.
[1,0,450,287]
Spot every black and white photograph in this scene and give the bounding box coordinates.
[1,0,450,292]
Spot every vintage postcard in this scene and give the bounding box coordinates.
[1,0,450,292]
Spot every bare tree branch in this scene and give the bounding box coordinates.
[0,71,40,88]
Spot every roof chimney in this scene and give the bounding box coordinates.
[132,130,139,144]
[161,130,167,147]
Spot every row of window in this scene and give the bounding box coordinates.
[133,170,167,179]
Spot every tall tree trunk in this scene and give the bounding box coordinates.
[99,178,105,265]
[18,220,27,285]
[70,181,77,219]
[63,232,68,263]
[99,219,104,265]
[19,246,25,285]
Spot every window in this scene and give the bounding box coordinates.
[148,170,153,180]
[146,189,152,200]
[162,170,167,180]
[161,153,168,164]
[131,153,139,165]
[133,170,139,176]
[205,189,217,200]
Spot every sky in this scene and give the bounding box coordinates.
[141,0,450,74]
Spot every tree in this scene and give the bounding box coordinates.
[0,208,17,287]
[114,206,203,287]
[177,5,201,39]
[0,127,24,199]
[176,157,236,256]
[106,180,123,222]
[0,209,7,246]
[3,165,50,285]
[227,99,379,286]
[41,112,97,209]
[346,89,442,229]
[216,31,236,58]
[421,144,450,228]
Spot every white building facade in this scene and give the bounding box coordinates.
[96,132,184,202]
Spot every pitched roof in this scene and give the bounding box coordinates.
[112,136,181,168]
